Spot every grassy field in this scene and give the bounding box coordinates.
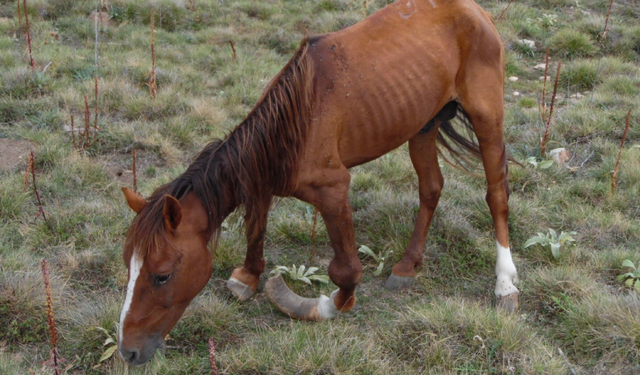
[0,0,639,373]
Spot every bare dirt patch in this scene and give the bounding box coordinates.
[0,138,34,172]
[99,151,165,187]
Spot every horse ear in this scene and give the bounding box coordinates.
[163,195,182,231]
[121,187,147,214]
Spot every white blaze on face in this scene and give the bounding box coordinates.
[119,252,144,344]
[495,241,519,296]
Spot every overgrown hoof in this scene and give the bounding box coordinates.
[495,292,519,312]
[264,273,339,321]
[226,277,257,302]
[385,273,415,290]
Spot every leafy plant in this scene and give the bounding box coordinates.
[526,156,554,169]
[358,245,393,276]
[270,265,329,285]
[616,260,640,292]
[93,324,119,369]
[538,14,557,28]
[524,229,577,259]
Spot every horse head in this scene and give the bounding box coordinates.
[117,187,212,366]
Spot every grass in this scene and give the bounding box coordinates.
[0,0,638,373]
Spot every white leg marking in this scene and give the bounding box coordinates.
[318,290,340,319]
[495,242,519,297]
[119,253,143,344]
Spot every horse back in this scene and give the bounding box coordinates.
[301,0,502,168]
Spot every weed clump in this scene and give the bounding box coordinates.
[548,29,598,58]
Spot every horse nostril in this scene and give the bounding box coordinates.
[122,347,140,363]
[128,348,139,363]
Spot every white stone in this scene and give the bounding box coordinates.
[518,39,536,49]
[534,63,547,70]
[539,75,551,81]
[513,91,520,96]
[547,147,571,165]
[508,76,518,82]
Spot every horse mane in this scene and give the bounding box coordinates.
[127,39,316,257]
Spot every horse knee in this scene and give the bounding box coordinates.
[421,180,443,210]
[486,187,509,217]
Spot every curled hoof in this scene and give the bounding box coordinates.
[495,292,519,312]
[385,273,415,290]
[264,274,339,321]
[226,277,257,302]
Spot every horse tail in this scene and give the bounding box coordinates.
[428,101,520,173]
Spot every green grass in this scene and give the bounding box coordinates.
[0,0,639,373]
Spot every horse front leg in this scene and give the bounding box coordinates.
[226,197,272,301]
[265,165,363,320]
[386,127,443,290]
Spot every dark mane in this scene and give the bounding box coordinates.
[128,40,316,257]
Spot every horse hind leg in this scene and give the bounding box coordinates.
[457,73,519,311]
[385,113,445,290]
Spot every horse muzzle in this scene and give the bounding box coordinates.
[119,335,163,366]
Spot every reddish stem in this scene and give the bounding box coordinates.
[229,40,237,61]
[496,0,515,24]
[601,0,615,40]
[612,109,632,192]
[133,149,138,194]
[84,95,91,148]
[23,0,34,68]
[541,62,562,155]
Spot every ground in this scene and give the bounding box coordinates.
[0,0,639,374]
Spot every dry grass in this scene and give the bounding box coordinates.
[0,0,638,373]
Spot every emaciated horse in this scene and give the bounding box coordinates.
[118,0,519,365]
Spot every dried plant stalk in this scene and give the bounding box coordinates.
[84,95,91,147]
[601,0,615,40]
[23,0,35,68]
[188,0,200,20]
[149,11,158,99]
[17,0,22,27]
[133,149,138,194]
[208,337,219,375]
[611,109,632,192]
[540,62,562,155]
[23,150,34,192]
[29,151,49,224]
[42,259,60,375]
[94,76,100,132]
[70,115,77,150]
[540,47,550,123]
[308,207,319,262]
[495,0,515,24]
[229,40,237,61]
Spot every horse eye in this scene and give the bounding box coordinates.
[154,274,172,286]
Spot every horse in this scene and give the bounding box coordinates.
[117,0,519,365]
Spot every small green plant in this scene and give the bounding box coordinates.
[524,229,577,259]
[550,292,574,313]
[270,265,329,285]
[538,14,557,28]
[616,260,640,292]
[93,324,119,369]
[358,245,393,276]
[526,156,554,169]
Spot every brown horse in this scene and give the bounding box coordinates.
[118,0,519,365]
